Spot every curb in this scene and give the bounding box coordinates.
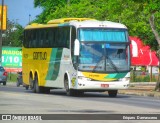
[118,82,160,98]
[119,89,160,98]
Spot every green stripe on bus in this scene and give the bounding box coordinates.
[104,72,127,79]
[115,73,127,79]
[46,48,63,80]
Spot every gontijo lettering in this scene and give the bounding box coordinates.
[33,52,47,60]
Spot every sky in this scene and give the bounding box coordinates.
[4,0,42,27]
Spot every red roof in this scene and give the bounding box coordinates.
[130,36,159,66]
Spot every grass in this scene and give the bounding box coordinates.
[7,73,18,82]
[130,74,158,82]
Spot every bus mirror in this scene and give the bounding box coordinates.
[74,39,80,56]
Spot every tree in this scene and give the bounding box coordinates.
[2,20,23,47]
[34,0,80,23]
[132,0,160,91]
[33,0,159,50]
[146,1,160,91]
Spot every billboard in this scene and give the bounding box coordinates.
[0,5,7,30]
[2,47,22,72]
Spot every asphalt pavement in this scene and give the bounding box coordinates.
[2,82,160,98]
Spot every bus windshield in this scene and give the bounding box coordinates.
[78,28,130,73]
[79,43,130,72]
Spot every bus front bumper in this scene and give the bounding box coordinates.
[74,79,130,91]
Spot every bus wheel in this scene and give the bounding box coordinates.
[29,76,34,90]
[108,90,118,97]
[35,78,40,93]
[64,76,74,96]
[33,76,42,93]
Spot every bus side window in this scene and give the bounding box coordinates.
[35,30,40,48]
[57,28,61,47]
[40,29,44,47]
[48,29,54,47]
[44,29,49,48]
[25,31,30,48]
[54,28,59,47]
[60,27,70,48]
[32,30,36,48]
[27,31,32,48]
[63,27,70,48]
[30,31,34,48]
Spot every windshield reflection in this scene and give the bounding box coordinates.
[79,43,130,73]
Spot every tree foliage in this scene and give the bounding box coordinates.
[2,20,23,47]
[33,0,160,50]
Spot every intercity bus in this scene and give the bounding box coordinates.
[23,18,130,97]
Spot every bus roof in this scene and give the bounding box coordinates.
[69,20,127,29]
[25,18,127,29]
[47,18,94,24]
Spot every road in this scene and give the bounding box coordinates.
[0,82,160,122]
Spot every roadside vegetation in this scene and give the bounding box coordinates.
[130,71,157,82]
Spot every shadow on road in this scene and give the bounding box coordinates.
[0,84,131,99]
[49,89,131,99]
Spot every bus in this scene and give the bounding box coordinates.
[23,18,130,97]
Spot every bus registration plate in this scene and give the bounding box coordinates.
[101,84,109,88]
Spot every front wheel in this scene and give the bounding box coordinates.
[64,76,74,96]
[108,90,118,97]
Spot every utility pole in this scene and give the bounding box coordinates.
[0,0,4,65]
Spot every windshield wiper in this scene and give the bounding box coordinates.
[92,55,119,73]
[92,55,104,72]
[106,56,119,73]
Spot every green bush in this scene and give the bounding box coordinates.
[130,74,157,82]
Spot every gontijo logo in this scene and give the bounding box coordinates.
[33,52,47,60]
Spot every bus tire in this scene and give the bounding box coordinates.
[35,77,41,93]
[64,75,74,96]
[33,80,36,93]
[108,90,118,97]
[29,74,34,89]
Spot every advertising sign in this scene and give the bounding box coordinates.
[0,5,7,30]
[2,47,22,72]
